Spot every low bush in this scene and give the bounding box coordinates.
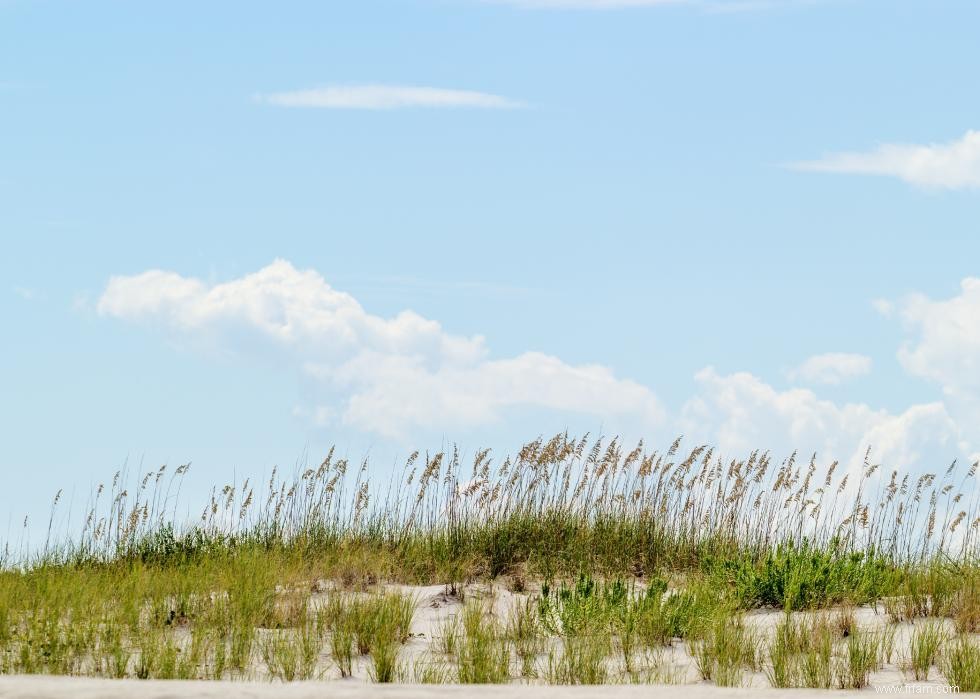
[707,539,894,610]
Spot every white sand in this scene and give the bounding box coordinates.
[380,583,967,691]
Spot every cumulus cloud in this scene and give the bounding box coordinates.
[256,85,521,110]
[788,352,872,385]
[895,278,980,412]
[790,130,980,190]
[97,260,664,437]
[680,367,966,473]
[97,261,980,472]
[684,280,980,470]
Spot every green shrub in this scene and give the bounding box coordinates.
[708,539,893,610]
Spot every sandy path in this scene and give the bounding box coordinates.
[0,676,898,699]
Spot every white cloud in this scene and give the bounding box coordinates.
[788,352,872,385]
[96,262,980,471]
[680,367,966,474]
[896,278,980,405]
[790,130,980,190]
[98,261,485,366]
[682,279,980,471]
[12,286,35,301]
[256,85,521,110]
[487,0,684,7]
[312,351,663,437]
[872,298,894,317]
[98,260,664,438]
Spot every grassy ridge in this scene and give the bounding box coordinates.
[1,433,979,686]
[17,434,980,574]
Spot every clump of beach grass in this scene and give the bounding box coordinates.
[690,609,758,687]
[546,633,611,685]
[904,620,946,681]
[836,628,882,689]
[455,600,511,684]
[322,591,414,682]
[765,613,836,689]
[942,636,980,692]
[409,653,454,684]
[507,597,544,678]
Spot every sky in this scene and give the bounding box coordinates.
[3,0,980,545]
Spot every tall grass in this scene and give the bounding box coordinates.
[17,434,979,576]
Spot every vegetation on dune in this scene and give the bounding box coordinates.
[707,540,894,610]
[0,433,978,686]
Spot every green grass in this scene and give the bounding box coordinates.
[707,540,895,610]
[506,597,544,678]
[942,636,980,692]
[905,621,946,681]
[455,601,511,683]
[690,609,758,687]
[885,561,963,622]
[327,598,354,679]
[456,601,510,684]
[409,654,453,684]
[0,433,978,685]
[779,615,842,688]
[367,639,400,683]
[836,629,882,689]
[546,634,610,685]
[259,624,321,682]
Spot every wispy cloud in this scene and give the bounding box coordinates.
[702,0,842,14]
[486,0,685,7]
[485,0,832,10]
[790,130,980,190]
[788,352,872,385]
[255,85,522,110]
[872,298,894,317]
[339,274,532,298]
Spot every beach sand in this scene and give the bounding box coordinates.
[0,583,969,697]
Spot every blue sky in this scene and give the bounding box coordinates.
[3,0,980,543]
